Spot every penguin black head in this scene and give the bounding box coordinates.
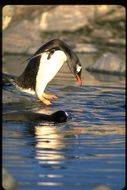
[50,110,68,123]
[69,58,82,86]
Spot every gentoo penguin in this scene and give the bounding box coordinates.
[11,39,82,105]
[3,110,69,123]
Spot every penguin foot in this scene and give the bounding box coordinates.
[38,96,52,106]
[43,92,58,99]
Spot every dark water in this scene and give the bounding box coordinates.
[3,54,125,190]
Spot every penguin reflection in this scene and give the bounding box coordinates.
[3,111,67,163]
[3,109,80,166]
[35,124,66,163]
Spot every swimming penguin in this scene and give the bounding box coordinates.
[3,110,69,123]
[4,39,82,105]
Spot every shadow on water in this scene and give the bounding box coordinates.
[2,53,125,190]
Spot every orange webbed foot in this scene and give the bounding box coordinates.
[38,96,52,106]
[43,92,58,99]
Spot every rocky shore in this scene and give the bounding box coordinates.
[2,5,125,75]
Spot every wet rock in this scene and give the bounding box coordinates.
[2,168,17,190]
[89,72,125,83]
[3,89,24,103]
[86,52,125,75]
[92,184,112,190]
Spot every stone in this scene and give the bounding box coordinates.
[2,5,56,55]
[90,28,113,39]
[2,5,14,30]
[74,43,98,53]
[40,5,95,31]
[2,168,17,190]
[2,5,125,55]
[86,52,125,75]
[3,19,42,54]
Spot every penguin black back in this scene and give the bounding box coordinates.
[34,39,80,68]
[15,55,41,90]
[3,110,68,123]
[28,39,81,76]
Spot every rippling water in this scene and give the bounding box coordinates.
[3,54,125,190]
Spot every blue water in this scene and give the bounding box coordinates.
[3,83,125,190]
[3,55,125,190]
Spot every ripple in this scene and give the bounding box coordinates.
[3,83,125,190]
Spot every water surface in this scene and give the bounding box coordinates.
[3,54,125,190]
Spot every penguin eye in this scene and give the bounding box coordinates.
[76,65,82,74]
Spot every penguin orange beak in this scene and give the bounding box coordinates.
[76,73,82,86]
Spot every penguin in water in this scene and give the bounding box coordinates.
[4,39,82,105]
[3,110,69,123]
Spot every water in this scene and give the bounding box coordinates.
[3,54,125,190]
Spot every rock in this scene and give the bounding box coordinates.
[86,52,125,75]
[2,5,14,30]
[88,72,125,83]
[90,28,113,39]
[3,19,42,54]
[95,5,125,22]
[74,43,98,53]
[11,5,55,21]
[92,184,112,190]
[2,5,56,55]
[40,5,95,31]
[2,168,17,190]
[107,38,125,46]
[89,6,125,45]
[95,5,116,16]
[2,5,125,55]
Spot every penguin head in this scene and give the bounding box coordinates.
[50,110,69,123]
[64,55,82,86]
[72,60,82,86]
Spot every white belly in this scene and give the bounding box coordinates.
[36,50,67,97]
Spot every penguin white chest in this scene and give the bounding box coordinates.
[36,50,67,97]
[36,50,67,84]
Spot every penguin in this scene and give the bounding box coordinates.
[3,110,69,123]
[4,39,82,105]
